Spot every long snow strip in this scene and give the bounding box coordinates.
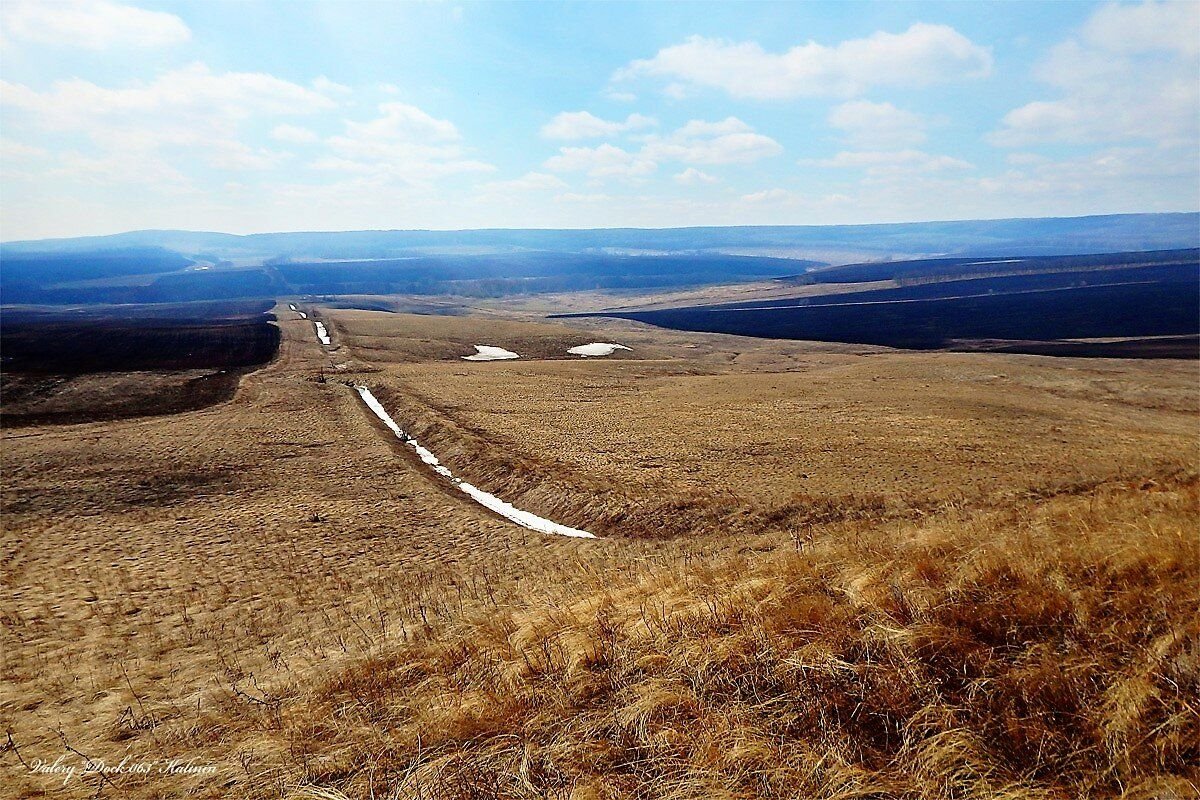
[354,385,596,539]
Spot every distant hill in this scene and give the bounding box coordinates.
[0,249,814,306]
[3,213,1197,262]
[2,214,1196,307]
[273,252,815,298]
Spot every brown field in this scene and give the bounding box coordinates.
[1,299,1197,799]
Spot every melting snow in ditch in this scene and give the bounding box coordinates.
[314,321,331,345]
[568,342,632,357]
[289,304,308,319]
[462,345,519,361]
[353,386,594,539]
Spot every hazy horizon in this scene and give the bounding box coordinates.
[6,210,1200,248]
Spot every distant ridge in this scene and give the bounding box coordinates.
[4,213,1197,264]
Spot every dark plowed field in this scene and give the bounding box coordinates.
[564,258,1200,355]
[1,301,280,373]
[0,300,281,426]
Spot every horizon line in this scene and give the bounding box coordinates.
[4,210,1198,247]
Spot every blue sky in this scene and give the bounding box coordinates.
[1,0,1197,239]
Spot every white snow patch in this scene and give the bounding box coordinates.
[314,321,331,345]
[353,386,595,539]
[568,342,632,357]
[462,345,519,361]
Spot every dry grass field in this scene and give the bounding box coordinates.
[2,300,1197,799]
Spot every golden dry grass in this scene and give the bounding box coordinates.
[280,473,1200,800]
[332,308,1197,531]
[2,301,1197,799]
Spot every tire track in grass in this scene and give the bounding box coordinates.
[302,304,594,538]
[352,385,595,539]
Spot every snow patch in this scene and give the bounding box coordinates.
[568,342,632,357]
[314,321,331,345]
[353,386,594,539]
[463,345,519,361]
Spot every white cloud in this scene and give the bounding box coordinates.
[0,138,50,182]
[811,149,973,174]
[543,117,780,181]
[645,133,781,165]
[741,188,794,203]
[262,175,453,231]
[555,192,612,203]
[1005,152,1050,166]
[479,172,568,193]
[662,83,692,101]
[541,115,782,185]
[0,138,48,160]
[319,102,494,185]
[641,117,782,164]
[673,167,718,185]
[991,1,1200,146]
[541,111,656,140]
[615,24,992,99]
[337,102,461,149]
[602,88,638,103]
[978,144,1196,199]
[974,144,1200,212]
[1081,0,1199,57]
[312,76,353,96]
[0,63,339,129]
[271,124,319,144]
[0,63,342,180]
[828,101,927,148]
[673,118,754,138]
[543,143,657,178]
[48,148,190,187]
[205,141,291,171]
[0,0,190,50]
[792,143,1198,221]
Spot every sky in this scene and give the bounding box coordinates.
[1,0,1197,240]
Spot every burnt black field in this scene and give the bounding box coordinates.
[786,248,1199,285]
[560,252,1200,358]
[0,300,280,373]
